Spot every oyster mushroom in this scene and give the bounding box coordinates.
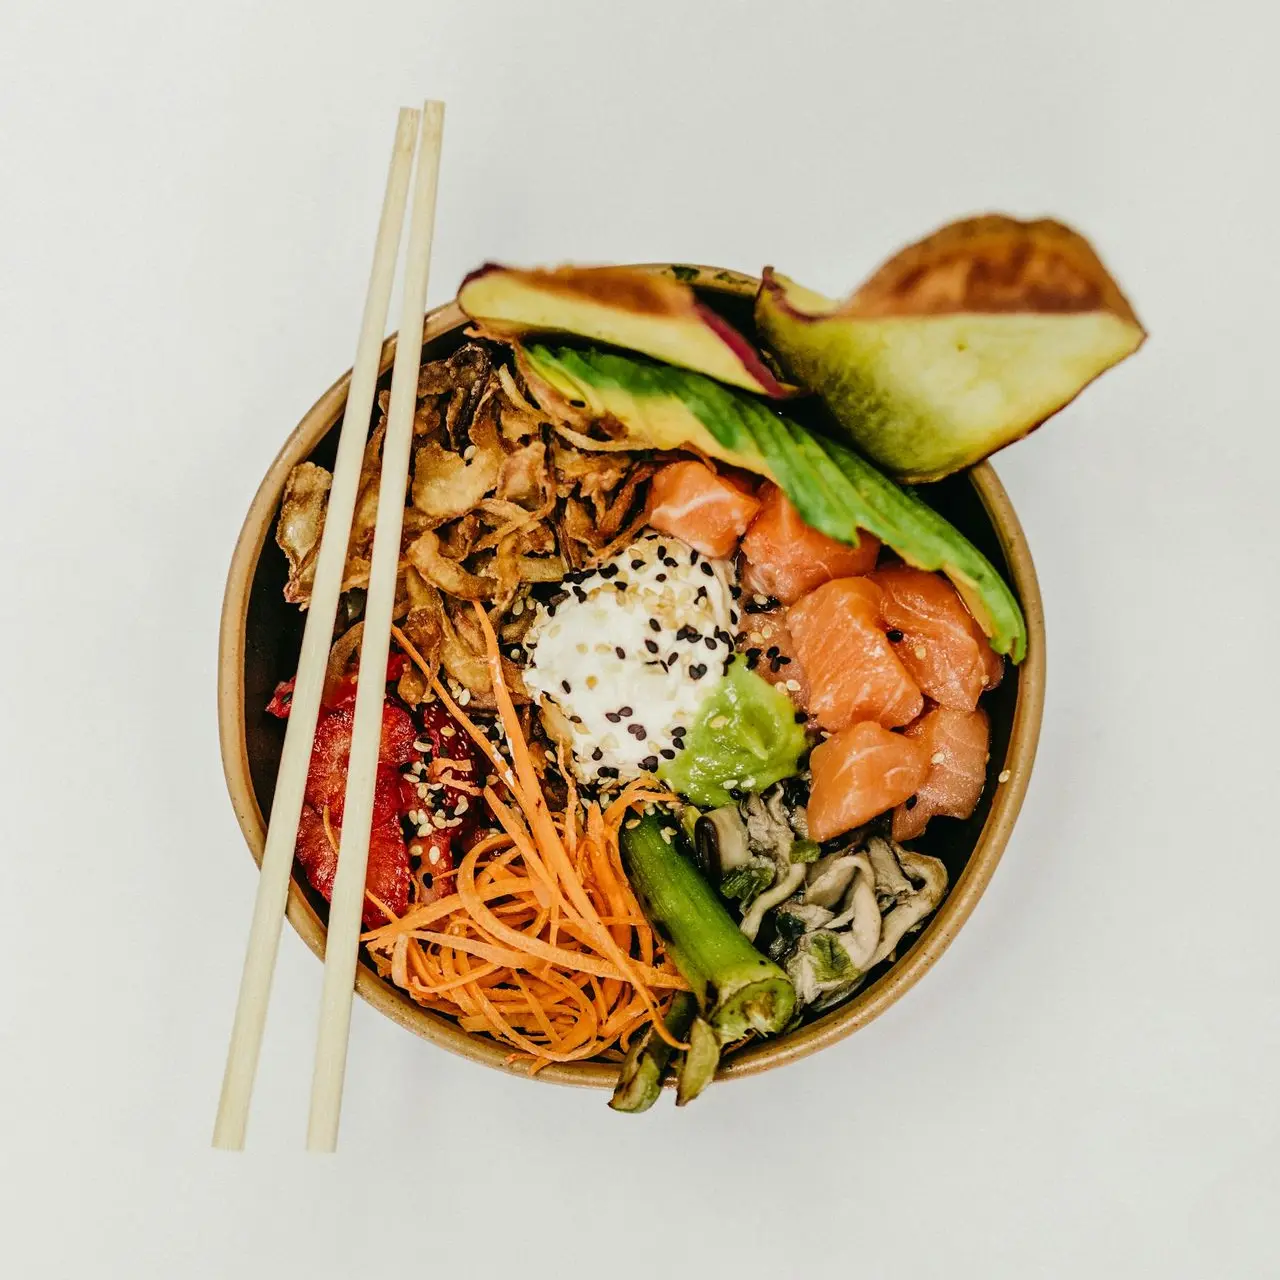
[742,791,794,864]
[694,806,751,878]
[739,862,806,942]
[869,849,948,966]
[823,855,881,969]
[865,836,916,908]
[803,853,859,909]
[786,929,863,1007]
[775,902,835,933]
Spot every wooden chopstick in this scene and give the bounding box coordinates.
[212,107,421,1151]
[306,101,446,1152]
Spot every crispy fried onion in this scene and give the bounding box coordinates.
[411,395,503,519]
[277,462,330,605]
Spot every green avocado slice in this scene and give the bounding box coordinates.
[755,217,1146,482]
[521,344,1027,661]
[458,263,793,398]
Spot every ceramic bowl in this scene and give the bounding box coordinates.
[217,264,1045,1088]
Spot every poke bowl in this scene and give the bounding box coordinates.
[218,262,1047,1093]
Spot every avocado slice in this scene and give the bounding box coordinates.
[521,343,1027,661]
[458,263,793,398]
[755,216,1146,482]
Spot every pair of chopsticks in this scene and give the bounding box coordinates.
[213,103,446,1152]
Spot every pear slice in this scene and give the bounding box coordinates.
[755,216,1146,481]
[458,263,793,397]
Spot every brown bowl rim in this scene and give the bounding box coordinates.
[217,265,1046,1089]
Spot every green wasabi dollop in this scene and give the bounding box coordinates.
[658,657,807,807]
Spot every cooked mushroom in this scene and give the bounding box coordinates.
[803,853,859,909]
[869,849,948,966]
[865,835,916,908]
[739,862,806,942]
[774,902,835,933]
[741,791,794,864]
[786,929,862,1007]
[694,806,751,878]
[823,855,881,969]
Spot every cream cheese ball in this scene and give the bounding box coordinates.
[523,533,740,786]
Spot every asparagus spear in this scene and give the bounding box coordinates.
[675,1017,721,1107]
[621,812,797,1046]
[609,991,698,1114]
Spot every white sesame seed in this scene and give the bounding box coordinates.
[428,846,441,865]
[998,769,1011,783]
[721,778,739,791]
[417,823,431,837]
[512,598,525,616]
[441,725,455,737]
[931,752,946,764]
[708,715,729,730]
[784,679,800,693]
[432,812,447,828]
[455,797,469,814]
[412,739,429,753]
[914,645,927,660]
[463,443,477,460]
[458,688,471,706]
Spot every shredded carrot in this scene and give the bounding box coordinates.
[368,622,690,1070]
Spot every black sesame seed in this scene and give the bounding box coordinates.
[614,581,627,592]
[657,545,668,558]
[671,725,685,738]
[700,562,714,577]
[794,710,808,724]
[905,794,918,810]
[618,706,633,717]
[703,635,717,651]
[648,618,661,632]
[639,755,658,772]
[629,723,647,738]
[605,711,622,723]
[591,747,604,761]
[615,646,626,660]
[655,572,667,583]
[689,549,700,563]
[689,663,707,679]
[887,629,904,643]
[775,655,792,666]
[745,647,761,669]
[663,557,678,568]
[560,680,572,694]
[695,585,708,602]
[572,585,587,601]
[645,639,659,654]
[659,747,676,760]
[598,765,619,778]
[599,564,619,579]
[631,559,644,570]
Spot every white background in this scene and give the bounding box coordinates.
[2,2,1277,1275]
